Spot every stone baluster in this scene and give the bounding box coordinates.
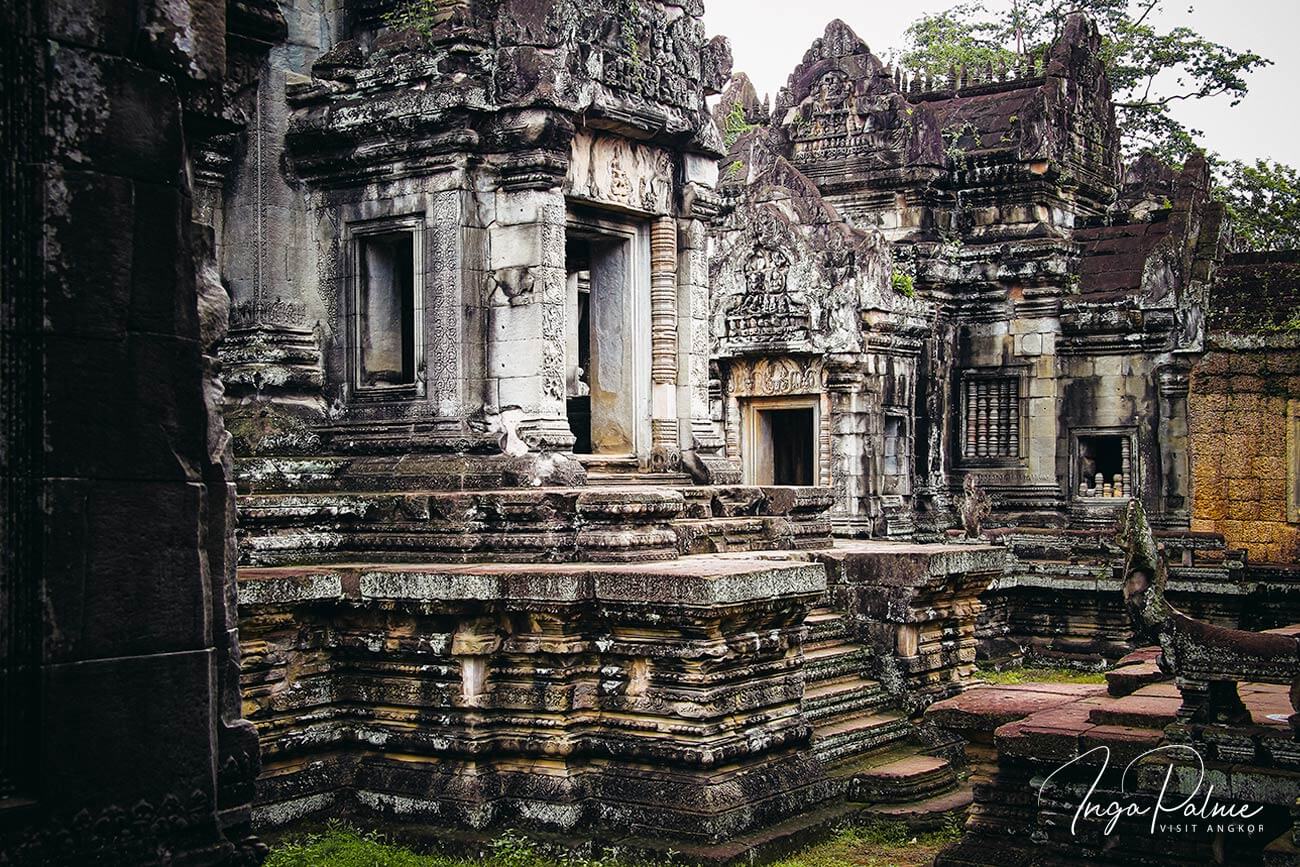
[1008,379,1020,457]
[976,381,989,457]
[650,215,679,466]
[964,380,977,457]
[989,380,1002,457]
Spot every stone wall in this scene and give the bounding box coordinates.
[1189,254,1300,564]
[239,558,829,843]
[0,0,262,863]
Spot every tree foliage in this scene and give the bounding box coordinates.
[1214,160,1300,252]
[898,1,1270,162]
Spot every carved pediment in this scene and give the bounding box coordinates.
[724,243,811,349]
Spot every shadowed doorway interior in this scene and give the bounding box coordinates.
[744,399,817,486]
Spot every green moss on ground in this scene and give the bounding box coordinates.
[265,828,462,867]
[266,820,963,867]
[971,665,1106,685]
[769,820,964,867]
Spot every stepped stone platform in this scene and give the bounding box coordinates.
[237,530,1004,855]
[979,527,1296,667]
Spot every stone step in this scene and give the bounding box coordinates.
[1085,692,1182,728]
[1106,647,1167,697]
[585,472,693,487]
[802,641,870,683]
[858,782,974,832]
[641,800,860,866]
[238,483,835,566]
[802,675,891,722]
[846,754,958,804]
[805,608,849,644]
[237,487,687,566]
[811,711,912,766]
[673,517,784,555]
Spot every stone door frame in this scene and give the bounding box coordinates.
[740,394,823,486]
[340,212,427,405]
[565,206,652,461]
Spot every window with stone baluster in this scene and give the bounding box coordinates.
[959,374,1022,462]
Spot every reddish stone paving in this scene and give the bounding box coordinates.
[926,682,1105,743]
[928,676,1296,765]
[1086,692,1182,727]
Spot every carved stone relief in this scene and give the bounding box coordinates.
[566,130,674,214]
[430,190,463,417]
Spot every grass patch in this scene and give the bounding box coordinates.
[769,819,964,867]
[971,666,1106,685]
[265,827,464,867]
[266,820,964,867]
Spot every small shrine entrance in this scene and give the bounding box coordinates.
[744,397,819,486]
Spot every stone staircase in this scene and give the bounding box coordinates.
[579,455,693,487]
[799,605,974,829]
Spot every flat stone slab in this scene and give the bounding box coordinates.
[856,754,951,781]
[1087,692,1182,727]
[859,784,973,826]
[1107,645,1169,696]
[995,703,1100,762]
[239,556,826,607]
[926,682,1107,739]
[814,539,1008,584]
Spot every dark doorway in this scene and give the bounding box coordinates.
[763,407,815,486]
[565,241,592,452]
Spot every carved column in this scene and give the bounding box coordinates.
[428,189,465,420]
[679,217,740,483]
[677,219,714,442]
[1158,366,1191,524]
[650,215,679,467]
[826,356,871,535]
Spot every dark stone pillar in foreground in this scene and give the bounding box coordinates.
[1,0,262,863]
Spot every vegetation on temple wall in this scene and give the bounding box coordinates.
[891,270,917,297]
[722,101,757,148]
[383,0,462,39]
[1213,159,1300,252]
[897,0,1269,164]
[898,2,1299,252]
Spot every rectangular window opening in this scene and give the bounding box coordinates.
[358,232,416,388]
[1077,434,1132,499]
[962,376,1020,459]
[883,414,906,479]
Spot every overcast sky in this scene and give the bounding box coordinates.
[701,0,1300,167]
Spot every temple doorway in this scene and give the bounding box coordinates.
[564,211,650,457]
[743,398,818,486]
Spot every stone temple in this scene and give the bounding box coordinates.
[2,1,1298,866]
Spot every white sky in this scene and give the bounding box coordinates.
[701,0,1300,166]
